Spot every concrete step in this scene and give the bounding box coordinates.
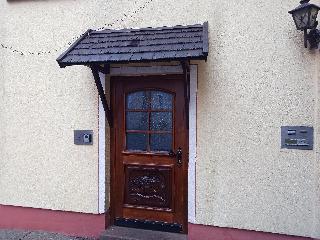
[100,226,187,240]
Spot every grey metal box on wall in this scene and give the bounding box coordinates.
[281,126,313,150]
[74,130,93,145]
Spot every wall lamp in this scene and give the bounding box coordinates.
[289,0,320,49]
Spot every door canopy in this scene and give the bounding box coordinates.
[56,22,209,67]
[56,23,209,127]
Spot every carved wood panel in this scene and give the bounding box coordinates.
[124,165,172,209]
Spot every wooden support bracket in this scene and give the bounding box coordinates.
[90,65,113,127]
[96,64,110,74]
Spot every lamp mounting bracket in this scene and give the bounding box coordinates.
[307,28,320,48]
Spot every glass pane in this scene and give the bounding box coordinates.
[151,112,172,131]
[126,133,147,151]
[126,112,148,130]
[151,91,173,110]
[127,91,149,110]
[150,134,172,152]
[310,7,319,28]
[293,8,309,29]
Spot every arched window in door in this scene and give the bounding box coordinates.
[125,90,174,152]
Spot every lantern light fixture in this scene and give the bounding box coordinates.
[289,0,320,48]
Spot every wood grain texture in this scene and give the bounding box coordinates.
[124,165,172,209]
[110,74,188,233]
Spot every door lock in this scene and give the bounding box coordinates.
[169,147,183,166]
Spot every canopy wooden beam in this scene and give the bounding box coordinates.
[96,64,110,74]
[90,65,113,127]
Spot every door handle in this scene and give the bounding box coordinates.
[169,147,183,166]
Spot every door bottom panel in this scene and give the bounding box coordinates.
[114,218,183,233]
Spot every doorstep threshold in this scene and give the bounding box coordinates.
[100,226,187,240]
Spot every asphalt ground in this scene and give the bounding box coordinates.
[0,229,96,240]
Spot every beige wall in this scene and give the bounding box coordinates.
[195,1,320,238]
[1,0,320,238]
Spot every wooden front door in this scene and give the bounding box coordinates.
[111,74,188,233]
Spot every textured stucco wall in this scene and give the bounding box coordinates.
[1,0,320,238]
[0,0,154,214]
[194,1,320,239]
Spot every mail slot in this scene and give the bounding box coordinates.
[281,126,313,150]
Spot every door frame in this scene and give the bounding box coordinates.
[98,64,198,230]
